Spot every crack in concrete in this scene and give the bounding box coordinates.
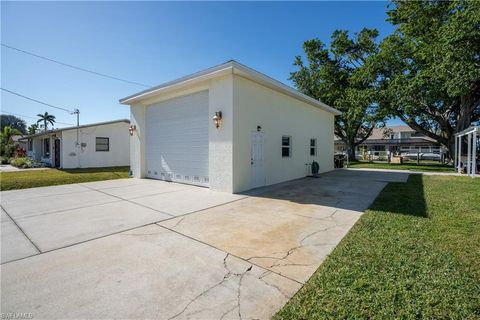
[299,224,339,246]
[119,232,162,237]
[258,270,271,279]
[183,299,237,319]
[237,272,245,320]
[257,277,291,299]
[246,223,341,275]
[168,254,252,320]
[169,216,186,229]
[219,304,239,320]
[289,212,334,221]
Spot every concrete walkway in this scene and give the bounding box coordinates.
[0,164,50,172]
[343,167,473,176]
[0,170,409,319]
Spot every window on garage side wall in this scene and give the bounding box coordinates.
[282,136,291,157]
[310,138,317,156]
[96,137,109,152]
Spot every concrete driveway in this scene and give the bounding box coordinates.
[0,170,409,319]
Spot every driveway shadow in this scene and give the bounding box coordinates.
[241,169,413,213]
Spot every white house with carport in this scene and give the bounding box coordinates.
[20,119,130,169]
[120,61,341,193]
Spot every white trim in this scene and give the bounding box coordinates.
[455,125,479,137]
[458,135,462,174]
[310,138,317,156]
[119,60,342,116]
[282,135,292,158]
[473,131,477,178]
[454,125,479,177]
[454,134,458,169]
[19,119,129,141]
[467,133,472,175]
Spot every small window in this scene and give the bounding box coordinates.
[310,139,317,156]
[282,136,291,157]
[43,138,50,157]
[96,137,109,152]
[28,139,33,151]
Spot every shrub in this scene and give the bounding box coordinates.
[0,156,10,164]
[0,143,16,158]
[10,157,34,168]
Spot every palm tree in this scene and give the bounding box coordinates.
[36,112,56,132]
[27,124,39,135]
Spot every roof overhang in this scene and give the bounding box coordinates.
[119,61,342,116]
[19,119,129,141]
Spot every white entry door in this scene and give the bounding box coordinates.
[251,131,266,189]
[145,90,209,186]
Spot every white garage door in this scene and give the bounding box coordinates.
[145,90,209,186]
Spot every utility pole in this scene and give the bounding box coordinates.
[71,108,80,146]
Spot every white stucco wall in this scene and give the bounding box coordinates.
[208,75,234,192]
[130,105,145,178]
[127,73,335,193]
[61,121,130,169]
[232,75,335,193]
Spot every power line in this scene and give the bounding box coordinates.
[1,43,151,88]
[1,88,72,113]
[1,110,75,126]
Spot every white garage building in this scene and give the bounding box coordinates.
[120,61,341,193]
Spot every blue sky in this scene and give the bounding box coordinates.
[1,1,402,129]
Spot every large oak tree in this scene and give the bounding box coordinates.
[290,28,385,160]
[369,0,480,156]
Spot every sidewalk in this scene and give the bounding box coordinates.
[341,167,470,177]
[0,164,50,172]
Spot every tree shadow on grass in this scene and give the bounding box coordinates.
[368,174,428,218]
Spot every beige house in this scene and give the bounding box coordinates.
[120,60,341,193]
[335,125,443,159]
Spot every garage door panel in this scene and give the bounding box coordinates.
[145,91,209,186]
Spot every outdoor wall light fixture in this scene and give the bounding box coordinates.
[128,124,136,136]
[213,111,223,129]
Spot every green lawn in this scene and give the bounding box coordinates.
[347,160,454,172]
[275,175,480,319]
[0,166,130,191]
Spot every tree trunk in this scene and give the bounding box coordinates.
[345,139,356,161]
[447,137,456,163]
[447,92,478,162]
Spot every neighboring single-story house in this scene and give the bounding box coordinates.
[335,125,444,159]
[20,119,130,169]
[120,60,341,193]
[12,135,27,150]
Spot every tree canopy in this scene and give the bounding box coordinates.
[27,124,39,135]
[368,0,480,154]
[0,114,27,134]
[290,28,385,159]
